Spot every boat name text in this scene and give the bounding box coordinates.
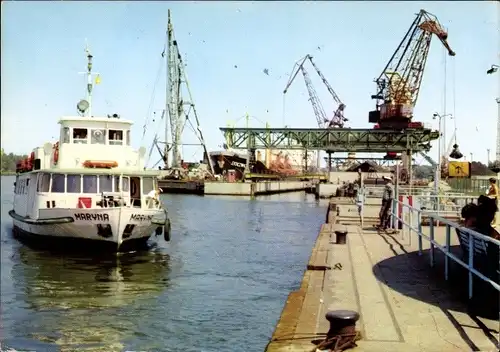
[74,213,110,221]
[130,214,153,221]
[230,161,246,168]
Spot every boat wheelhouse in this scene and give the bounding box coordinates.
[9,46,170,252]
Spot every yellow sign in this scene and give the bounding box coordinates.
[448,161,471,178]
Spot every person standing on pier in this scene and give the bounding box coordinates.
[377,176,394,230]
[487,177,498,227]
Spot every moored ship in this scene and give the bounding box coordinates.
[8,47,171,252]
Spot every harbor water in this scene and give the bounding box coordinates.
[0,176,326,352]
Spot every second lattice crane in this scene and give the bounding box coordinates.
[283,55,347,128]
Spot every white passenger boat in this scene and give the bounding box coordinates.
[8,47,171,252]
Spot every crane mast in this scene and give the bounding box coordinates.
[283,54,347,128]
[165,10,214,175]
[166,9,183,169]
[369,9,455,129]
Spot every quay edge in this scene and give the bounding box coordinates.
[159,180,311,196]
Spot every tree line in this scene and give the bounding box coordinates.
[1,149,27,173]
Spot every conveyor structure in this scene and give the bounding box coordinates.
[220,127,439,153]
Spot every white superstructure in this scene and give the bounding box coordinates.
[9,47,170,251]
[256,149,318,171]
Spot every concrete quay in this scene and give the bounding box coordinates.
[265,200,499,352]
[158,179,204,195]
[204,181,308,196]
[158,180,309,196]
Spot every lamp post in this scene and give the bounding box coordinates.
[487,64,500,161]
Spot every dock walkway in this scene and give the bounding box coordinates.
[266,201,499,352]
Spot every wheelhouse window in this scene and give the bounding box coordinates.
[51,173,65,193]
[83,175,97,193]
[142,177,154,195]
[91,129,105,144]
[108,130,123,145]
[122,176,130,192]
[37,173,50,192]
[114,176,121,192]
[67,174,81,193]
[126,130,131,146]
[98,175,113,193]
[61,127,70,144]
[73,128,88,144]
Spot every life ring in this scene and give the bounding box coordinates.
[82,160,118,169]
[53,142,59,164]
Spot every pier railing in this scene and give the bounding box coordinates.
[391,198,500,299]
[365,187,476,218]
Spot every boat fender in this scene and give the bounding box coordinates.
[155,226,163,237]
[164,219,171,242]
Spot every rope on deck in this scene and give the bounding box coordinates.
[310,331,361,352]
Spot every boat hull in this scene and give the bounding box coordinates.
[9,207,169,252]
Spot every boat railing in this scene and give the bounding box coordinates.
[389,198,500,299]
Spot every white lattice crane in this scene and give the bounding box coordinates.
[283,54,347,128]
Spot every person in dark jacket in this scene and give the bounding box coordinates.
[376,176,394,230]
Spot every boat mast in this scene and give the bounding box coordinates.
[79,41,99,118]
[85,43,94,118]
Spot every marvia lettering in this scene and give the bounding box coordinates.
[130,214,153,221]
[74,213,110,221]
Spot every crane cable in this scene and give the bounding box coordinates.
[452,58,457,145]
[141,33,168,146]
[282,94,286,127]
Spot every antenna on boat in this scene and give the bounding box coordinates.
[77,40,99,117]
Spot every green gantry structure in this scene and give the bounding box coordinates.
[219,127,440,153]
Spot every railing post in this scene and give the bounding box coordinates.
[408,205,413,246]
[445,224,450,280]
[429,217,435,267]
[468,232,474,299]
[390,199,395,229]
[417,210,423,255]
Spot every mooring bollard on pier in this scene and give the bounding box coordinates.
[334,227,348,245]
[327,203,341,224]
[314,310,361,351]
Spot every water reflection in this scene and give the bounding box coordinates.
[7,246,171,351]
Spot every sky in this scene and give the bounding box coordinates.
[1,1,499,166]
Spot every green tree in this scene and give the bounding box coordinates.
[1,150,28,173]
[413,165,434,179]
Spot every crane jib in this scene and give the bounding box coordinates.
[283,54,347,129]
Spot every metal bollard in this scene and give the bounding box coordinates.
[325,310,360,338]
[328,203,338,224]
[334,229,348,245]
